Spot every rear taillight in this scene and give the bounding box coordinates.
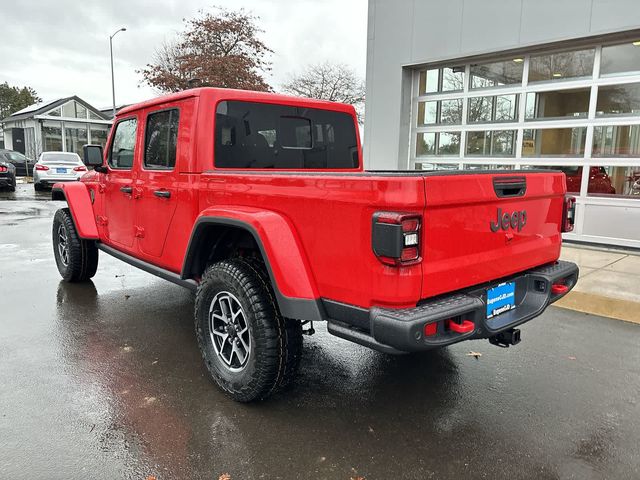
[35,164,49,171]
[0,165,7,172]
[372,212,422,266]
[73,166,87,172]
[562,196,576,232]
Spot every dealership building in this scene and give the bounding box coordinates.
[364,0,640,248]
[1,96,111,160]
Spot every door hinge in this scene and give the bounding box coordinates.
[96,215,108,226]
[135,226,145,238]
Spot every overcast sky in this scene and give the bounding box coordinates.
[1,0,368,110]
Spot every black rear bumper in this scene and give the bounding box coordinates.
[326,260,579,354]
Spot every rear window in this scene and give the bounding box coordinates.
[215,101,359,169]
[7,152,27,162]
[41,153,81,164]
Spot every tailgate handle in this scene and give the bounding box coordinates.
[493,177,526,198]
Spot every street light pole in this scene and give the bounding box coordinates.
[109,27,127,117]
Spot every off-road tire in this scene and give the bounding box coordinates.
[52,208,99,282]
[238,257,303,391]
[195,258,302,402]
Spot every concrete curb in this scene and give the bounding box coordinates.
[554,291,640,324]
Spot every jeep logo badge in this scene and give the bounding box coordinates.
[490,208,527,232]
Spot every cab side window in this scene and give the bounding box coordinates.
[109,118,138,169]
[144,109,179,170]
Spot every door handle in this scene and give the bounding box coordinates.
[120,186,133,194]
[153,190,171,198]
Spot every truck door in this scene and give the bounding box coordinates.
[104,116,139,250]
[134,107,180,259]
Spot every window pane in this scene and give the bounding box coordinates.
[90,128,109,148]
[419,69,439,95]
[48,107,61,117]
[76,104,87,119]
[215,101,358,169]
[416,162,459,171]
[587,165,640,197]
[417,132,436,156]
[466,130,515,156]
[442,67,464,92]
[417,101,438,125]
[64,126,87,155]
[495,95,518,121]
[466,131,491,155]
[109,118,137,169]
[89,111,102,120]
[492,130,515,155]
[62,101,75,118]
[463,164,514,170]
[468,95,517,123]
[145,109,180,169]
[42,125,62,151]
[521,165,582,193]
[470,59,523,89]
[440,99,463,124]
[529,48,595,82]
[593,125,640,157]
[438,132,460,155]
[522,128,587,156]
[468,96,493,123]
[525,88,590,120]
[596,83,640,117]
[600,42,640,76]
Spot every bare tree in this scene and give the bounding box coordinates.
[281,62,365,122]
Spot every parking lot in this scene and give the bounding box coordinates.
[1,183,639,480]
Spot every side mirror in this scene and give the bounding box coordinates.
[83,144,104,167]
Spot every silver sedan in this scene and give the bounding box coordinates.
[33,152,87,191]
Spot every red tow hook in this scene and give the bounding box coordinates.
[447,319,475,334]
[551,283,569,295]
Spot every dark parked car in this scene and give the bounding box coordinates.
[0,149,35,176]
[0,159,16,191]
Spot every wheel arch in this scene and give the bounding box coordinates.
[182,209,324,322]
[51,182,99,239]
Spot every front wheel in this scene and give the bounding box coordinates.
[195,259,302,402]
[52,208,99,282]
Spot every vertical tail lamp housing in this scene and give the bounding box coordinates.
[372,212,422,266]
[562,196,576,233]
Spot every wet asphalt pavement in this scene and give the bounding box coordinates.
[1,183,639,480]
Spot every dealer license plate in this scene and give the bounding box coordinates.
[56,168,67,174]
[486,281,516,319]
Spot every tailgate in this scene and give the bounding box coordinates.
[421,171,566,299]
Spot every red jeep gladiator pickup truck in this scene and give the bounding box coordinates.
[51,88,578,402]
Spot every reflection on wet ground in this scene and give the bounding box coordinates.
[1,184,639,479]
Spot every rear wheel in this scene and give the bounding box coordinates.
[195,258,303,402]
[34,182,42,191]
[52,208,99,282]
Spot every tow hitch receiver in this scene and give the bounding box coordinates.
[489,328,521,348]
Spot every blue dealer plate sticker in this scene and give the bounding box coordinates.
[486,282,516,319]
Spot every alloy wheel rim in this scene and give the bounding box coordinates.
[57,224,69,267]
[209,291,251,372]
